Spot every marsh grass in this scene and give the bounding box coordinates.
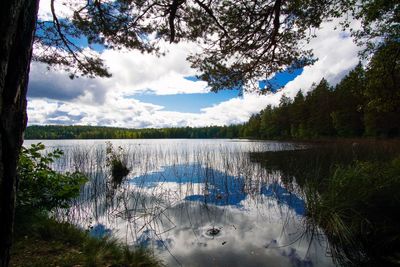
[50,140,301,260]
[308,158,400,265]
[11,211,163,267]
[106,142,130,185]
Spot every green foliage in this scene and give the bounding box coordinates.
[351,0,400,56]
[17,143,87,211]
[331,63,365,137]
[35,0,398,91]
[363,41,400,137]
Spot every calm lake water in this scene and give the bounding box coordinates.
[24,139,335,267]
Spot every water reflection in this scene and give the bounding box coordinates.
[27,139,333,267]
[126,163,326,266]
[251,142,400,267]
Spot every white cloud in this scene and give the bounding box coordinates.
[100,42,207,96]
[38,0,81,20]
[29,41,208,105]
[28,14,364,128]
[284,19,363,97]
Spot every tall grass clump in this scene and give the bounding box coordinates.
[304,157,400,266]
[106,142,130,184]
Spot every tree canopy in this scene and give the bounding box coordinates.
[35,0,399,91]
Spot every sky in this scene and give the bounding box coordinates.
[28,1,363,128]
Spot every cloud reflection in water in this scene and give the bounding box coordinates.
[128,164,331,267]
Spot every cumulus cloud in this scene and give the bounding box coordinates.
[100,42,207,95]
[29,41,208,103]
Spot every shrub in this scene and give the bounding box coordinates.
[17,143,87,211]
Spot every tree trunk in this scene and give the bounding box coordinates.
[0,0,39,266]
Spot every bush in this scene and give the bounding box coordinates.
[17,143,87,211]
[13,144,162,267]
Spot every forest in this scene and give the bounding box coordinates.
[26,41,399,141]
[242,40,399,139]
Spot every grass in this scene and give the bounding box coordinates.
[11,211,163,267]
[304,157,400,266]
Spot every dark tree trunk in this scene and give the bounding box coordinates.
[0,0,39,266]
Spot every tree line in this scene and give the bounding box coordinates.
[25,125,243,139]
[241,41,400,139]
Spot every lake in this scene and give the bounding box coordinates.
[23,139,338,267]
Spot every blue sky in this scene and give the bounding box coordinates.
[131,71,303,113]
[131,75,242,113]
[133,90,241,113]
[259,68,304,92]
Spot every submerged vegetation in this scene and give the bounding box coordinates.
[12,143,161,267]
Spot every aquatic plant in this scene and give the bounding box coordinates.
[41,139,400,266]
[304,157,400,266]
[106,142,130,184]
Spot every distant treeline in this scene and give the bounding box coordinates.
[241,41,400,139]
[26,41,399,140]
[24,125,243,139]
